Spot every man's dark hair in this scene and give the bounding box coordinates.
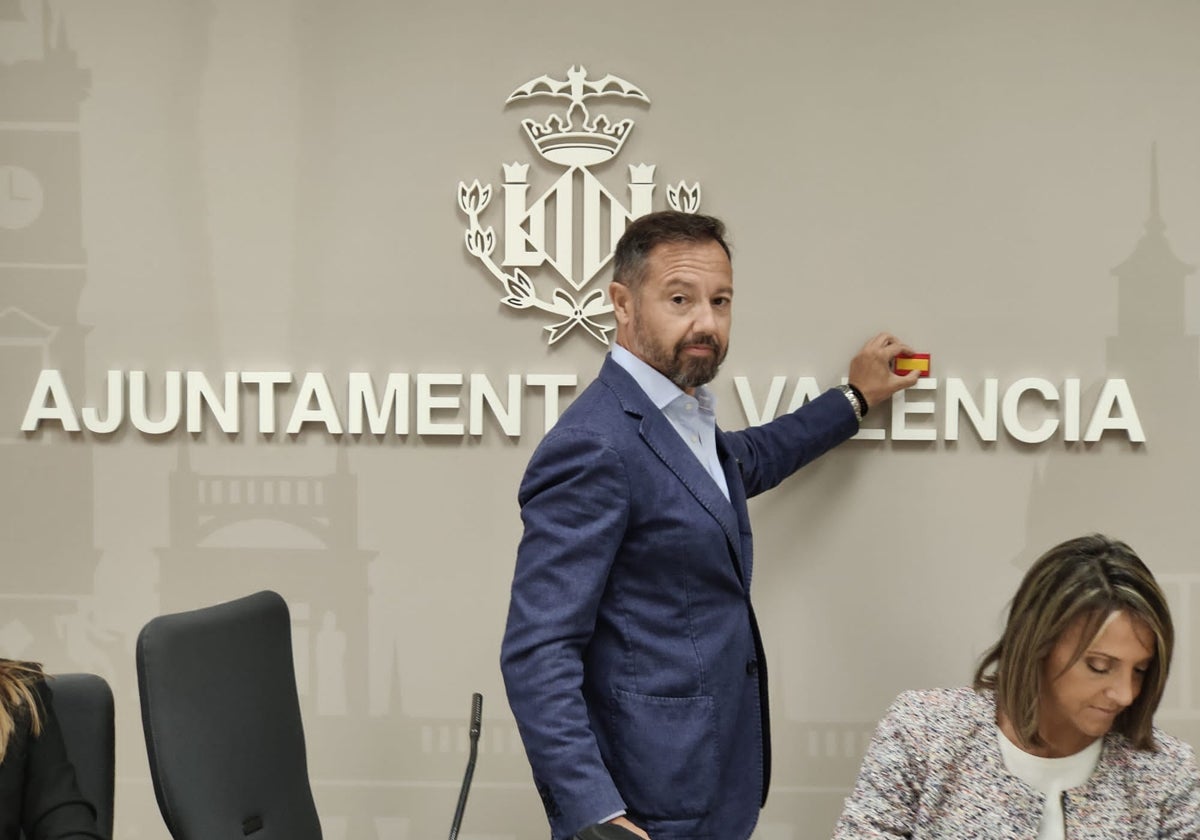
[612,211,731,292]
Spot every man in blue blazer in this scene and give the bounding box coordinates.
[501,212,917,840]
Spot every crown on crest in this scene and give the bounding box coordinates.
[502,162,530,183]
[506,66,650,167]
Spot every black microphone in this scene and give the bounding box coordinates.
[448,692,483,840]
[469,692,482,739]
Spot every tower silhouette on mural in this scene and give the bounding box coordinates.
[0,2,102,669]
[158,439,534,839]
[1025,146,1200,739]
[159,442,373,719]
[753,149,1200,838]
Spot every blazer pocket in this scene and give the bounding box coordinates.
[609,688,720,820]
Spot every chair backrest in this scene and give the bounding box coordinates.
[27,672,116,840]
[136,590,322,840]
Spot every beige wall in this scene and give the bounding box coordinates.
[4,1,1200,837]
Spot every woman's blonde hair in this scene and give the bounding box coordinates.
[0,659,45,762]
[973,534,1173,751]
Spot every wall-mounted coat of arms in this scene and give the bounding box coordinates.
[458,66,703,345]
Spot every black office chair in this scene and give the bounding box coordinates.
[22,672,116,840]
[136,590,322,839]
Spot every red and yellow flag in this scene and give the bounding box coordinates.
[894,353,931,377]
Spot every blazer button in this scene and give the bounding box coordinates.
[745,659,758,676]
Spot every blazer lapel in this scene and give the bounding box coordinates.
[599,357,745,578]
[717,431,753,584]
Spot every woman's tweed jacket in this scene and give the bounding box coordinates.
[833,687,1199,838]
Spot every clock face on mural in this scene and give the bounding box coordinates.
[0,164,45,230]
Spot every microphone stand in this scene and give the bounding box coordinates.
[448,692,483,840]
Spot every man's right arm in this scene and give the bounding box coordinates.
[501,426,632,837]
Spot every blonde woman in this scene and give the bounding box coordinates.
[0,660,102,840]
[833,534,1199,839]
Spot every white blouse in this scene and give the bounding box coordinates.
[996,726,1102,840]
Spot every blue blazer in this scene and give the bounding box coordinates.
[501,355,857,840]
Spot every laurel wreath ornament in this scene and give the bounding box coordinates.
[458,177,702,345]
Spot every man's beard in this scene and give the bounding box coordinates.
[633,317,728,391]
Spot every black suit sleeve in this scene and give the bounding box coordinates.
[20,680,104,840]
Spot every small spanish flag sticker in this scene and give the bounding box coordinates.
[894,353,931,377]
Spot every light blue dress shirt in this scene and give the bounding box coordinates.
[610,344,731,501]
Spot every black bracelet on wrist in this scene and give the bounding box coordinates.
[847,383,869,418]
[837,384,864,423]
